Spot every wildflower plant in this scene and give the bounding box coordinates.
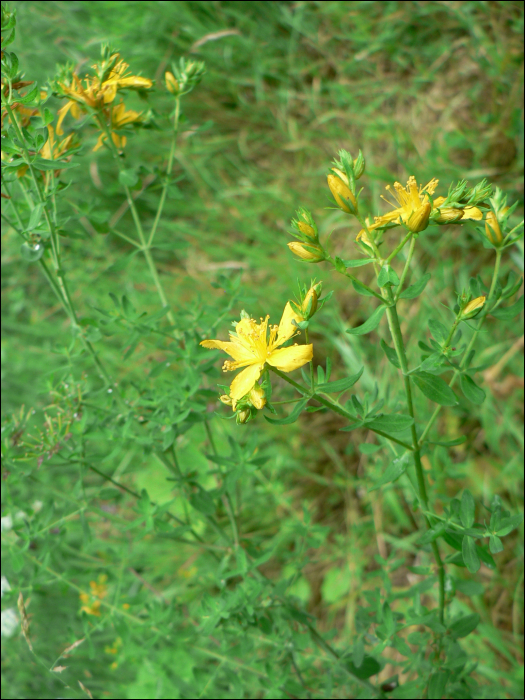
[1,4,524,699]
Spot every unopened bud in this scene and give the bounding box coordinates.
[461,206,483,221]
[288,241,325,262]
[406,201,431,233]
[297,221,316,238]
[353,151,365,179]
[461,296,486,319]
[485,211,503,245]
[248,384,266,410]
[237,408,251,424]
[327,173,358,214]
[301,287,318,319]
[219,394,233,406]
[434,207,464,224]
[165,71,180,94]
[356,229,374,248]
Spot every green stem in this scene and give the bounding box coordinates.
[305,327,315,391]
[147,96,180,247]
[418,248,502,446]
[205,420,239,547]
[382,288,445,624]
[386,230,412,264]
[327,255,385,302]
[269,367,413,451]
[394,235,417,301]
[97,115,176,326]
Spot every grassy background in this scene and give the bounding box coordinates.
[2,1,523,698]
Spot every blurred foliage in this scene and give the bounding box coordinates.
[1,2,523,699]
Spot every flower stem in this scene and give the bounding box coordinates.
[394,234,417,301]
[386,230,412,264]
[418,248,502,446]
[305,327,315,391]
[382,288,445,624]
[269,367,414,451]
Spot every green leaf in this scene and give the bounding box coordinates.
[454,579,484,596]
[118,169,139,188]
[428,671,448,700]
[344,655,381,680]
[495,513,523,537]
[351,278,376,297]
[460,374,486,404]
[462,536,480,574]
[28,203,44,230]
[15,84,39,104]
[418,522,446,545]
[366,414,413,433]
[189,488,216,516]
[419,352,446,372]
[399,272,431,300]
[427,436,466,447]
[341,258,374,268]
[317,367,363,394]
[358,443,382,455]
[380,339,400,368]
[491,295,523,320]
[264,398,308,425]
[31,157,79,171]
[377,265,390,287]
[477,546,496,570]
[346,305,386,335]
[448,613,480,639]
[413,371,457,406]
[489,535,504,554]
[460,490,475,528]
[428,319,448,344]
[368,452,410,492]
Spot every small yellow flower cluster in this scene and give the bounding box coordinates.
[55,53,152,152]
[79,574,108,616]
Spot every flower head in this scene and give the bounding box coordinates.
[200,305,313,401]
[93,101,143,152]
[375,176,439,233]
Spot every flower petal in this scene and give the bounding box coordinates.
[267,344,313,372]
[461,206,483,221]
[230,364,263,400]
[275,302,302,347]
[200,339,255,364]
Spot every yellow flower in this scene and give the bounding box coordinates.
[248,383,266,410]
[93,101,143,152]
[79,574,108,616]
[327,172,358,213]
[287,241,324,262]
[461,296,486,319]
[375,176,439,233]
[297,221,316,238]
[200,305,313,401]
[40,125,76,161]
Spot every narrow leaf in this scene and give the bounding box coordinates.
[495,513,523,537]
[460,374,486,404]
[317,367,363,394]
[344,655,381,680]
[448,613,480,639]
[428,671,448,700]
[380,339,400,368]
[427,436,466,446]
[460,490,476,528]
[366,414,413,433]
[491,295,523,320]
[346,305,386,335]
[462,536,480,573]
[351,279,376,297]
[413,371,457,406]
[341,258,374,268]
[264,398,308,425]
[399,273,431,299]
[368,452,410,492]
[428,319,448,344]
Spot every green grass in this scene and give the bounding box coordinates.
[2,1,523,698]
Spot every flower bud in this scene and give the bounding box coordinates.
[461,296,486,320]
[237,408,251,424]
[461,206,483,221]
[434,207,464,224]
[327,173,358,214]
[219,394,233,405]
[248,384,266,410]
[356,228,374,249]
[297,221,316,238]
[353,152,365,179]
[485,211,503,245]
[406,201,431,233]
[300,287,318,318]
[165,71,180,94]
[288,241,324,262]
